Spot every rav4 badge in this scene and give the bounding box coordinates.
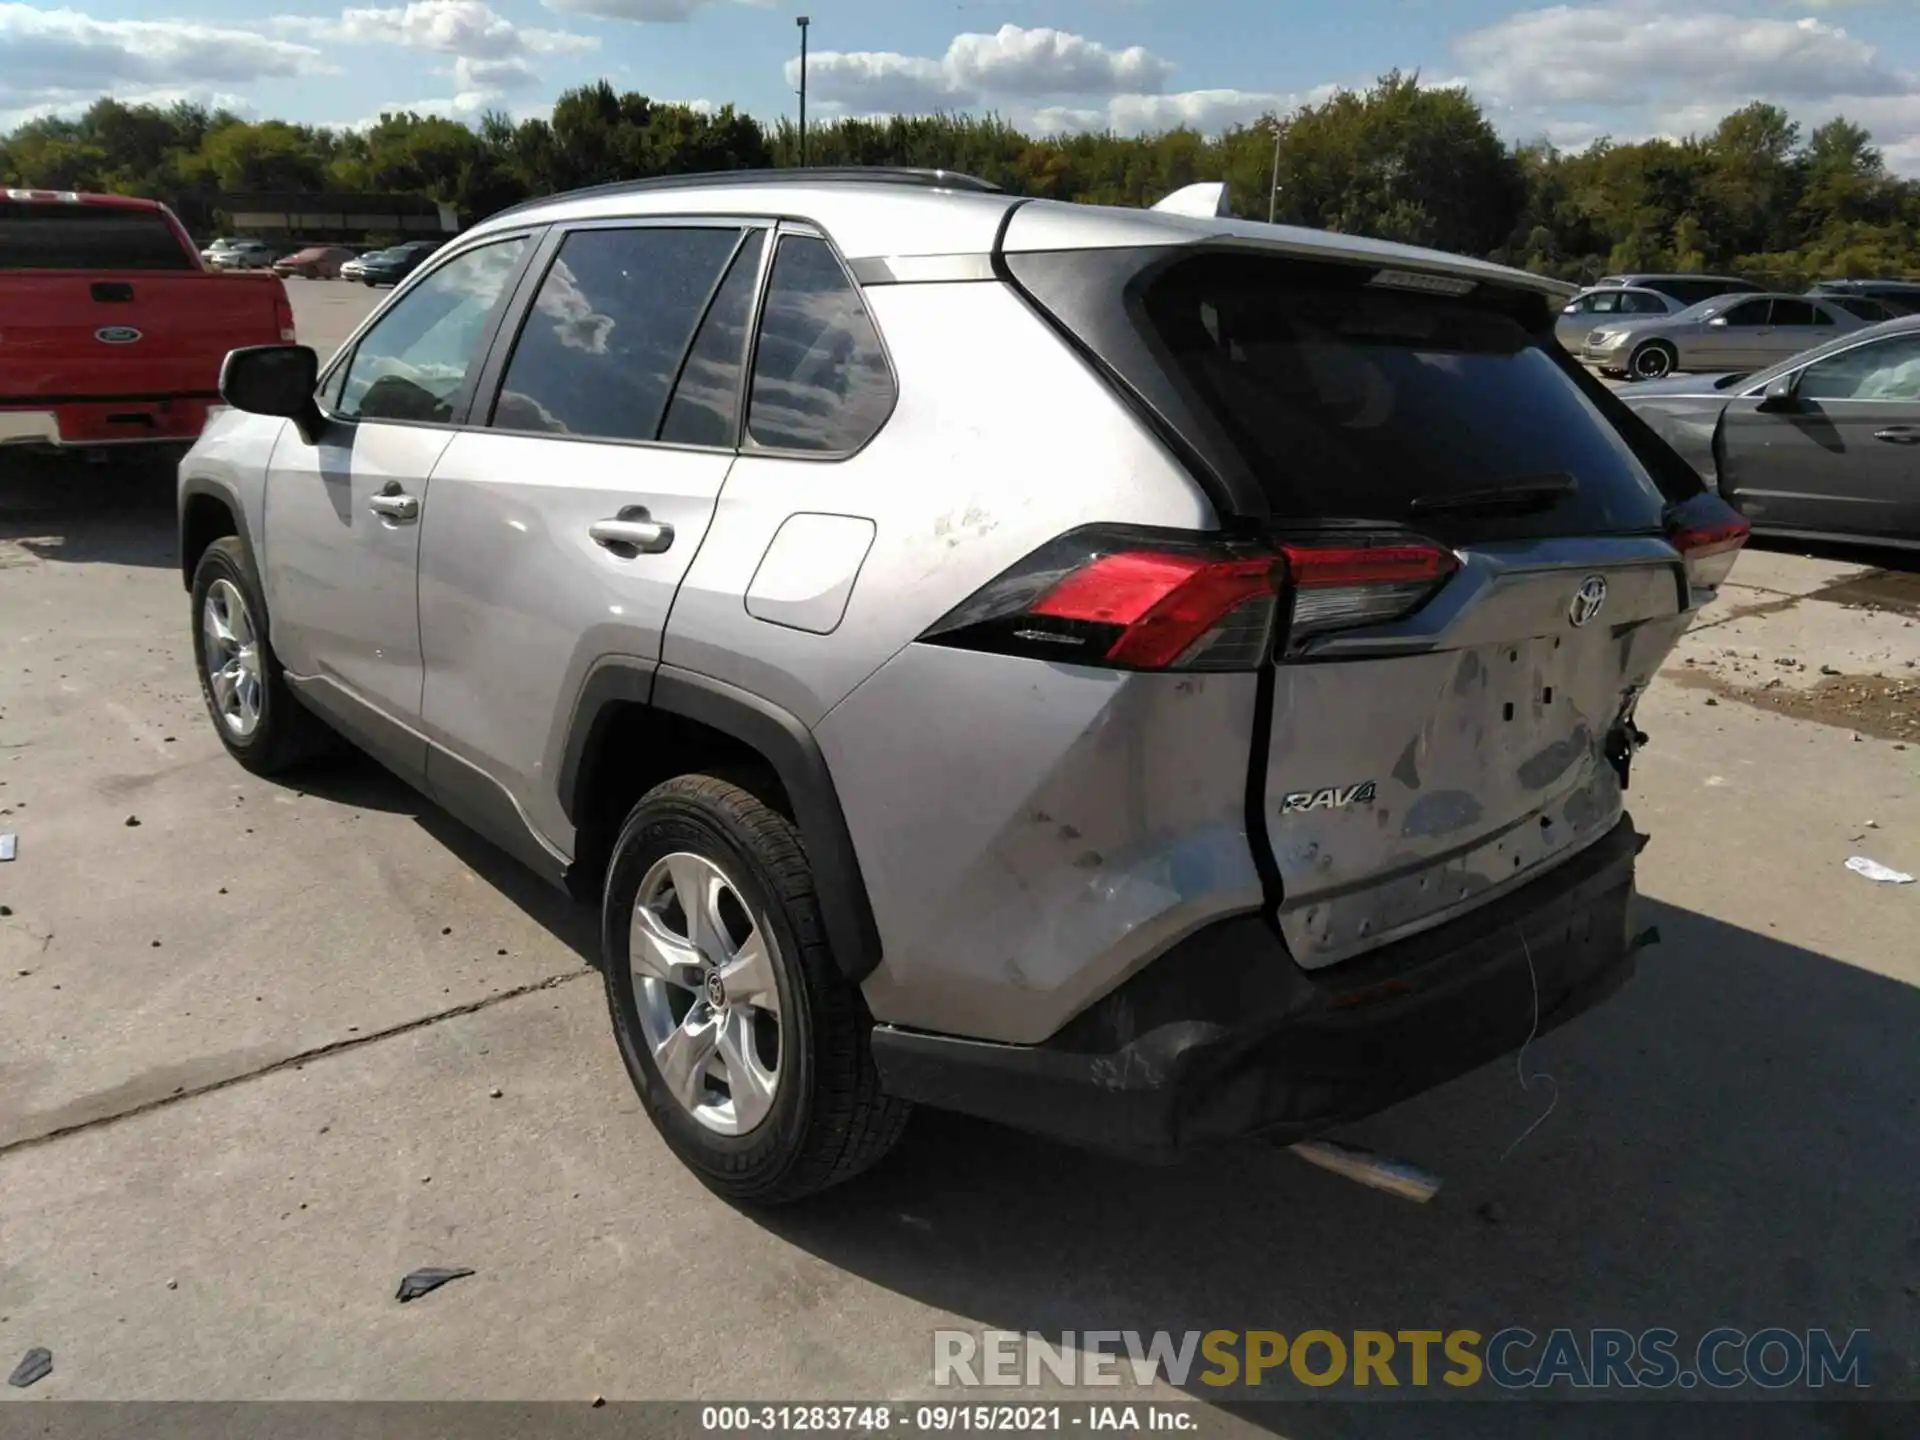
[1281,781,1377,815]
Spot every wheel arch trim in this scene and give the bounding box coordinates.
[178,475,253,590]
[560,661,884,984]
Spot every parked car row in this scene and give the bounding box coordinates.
[195,236,447,285]
[339,239,443,286]
[1560,271,1920,381]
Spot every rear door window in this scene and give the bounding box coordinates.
[490,225,743,443]
[0,201,193,270]
[1769,299,1823,327]
[746,234,895,453]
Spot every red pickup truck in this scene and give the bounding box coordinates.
[0,189,295,457]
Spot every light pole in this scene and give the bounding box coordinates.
[1267,128,1281,224]
[796,15,810,168]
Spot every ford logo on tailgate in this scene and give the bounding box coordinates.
[95,326,142,344]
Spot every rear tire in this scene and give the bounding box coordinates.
[1628,342,1677,381]
[189,536,334,777]
[601,775,910,1204]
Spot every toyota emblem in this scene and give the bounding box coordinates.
[1569,575,1608,628]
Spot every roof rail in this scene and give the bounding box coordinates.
[488,166,1004,221]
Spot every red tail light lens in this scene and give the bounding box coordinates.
[273,286,297,343]
[1666,493,1749,590]
[918,527,1458,672]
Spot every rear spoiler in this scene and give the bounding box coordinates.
[1142,181,1579,303]
[1151,183,1233,219]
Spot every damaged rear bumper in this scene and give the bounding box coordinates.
[870,815,1646,1160]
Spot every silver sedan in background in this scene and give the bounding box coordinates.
[1577,292,1868,380]
[1554,285,1683,351]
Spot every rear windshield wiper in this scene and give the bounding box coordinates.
[1408,475,1578,518]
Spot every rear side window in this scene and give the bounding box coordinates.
[491,226,743,442]
[1041,250,1669,535]
[1624,292,1670,315]
[660,229,767,448]
[746,235,895,453]
[0,202,193,271]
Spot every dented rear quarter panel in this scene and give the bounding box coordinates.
[819,645,1264,1045]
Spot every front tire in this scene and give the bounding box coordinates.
[189,536,333,776]
[1628,342,1677,381]
[601,775,910,1204]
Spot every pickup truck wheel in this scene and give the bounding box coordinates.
[601,775,910,1204]
[190,537,333,776]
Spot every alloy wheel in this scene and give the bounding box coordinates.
[629,852,784,1136]
[202,578,265,739]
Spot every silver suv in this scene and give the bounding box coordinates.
[179,168,1750,1202]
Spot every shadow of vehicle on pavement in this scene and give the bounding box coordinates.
[287,746,601,968]
[747,901,1916,1435]
[0,452,180,569]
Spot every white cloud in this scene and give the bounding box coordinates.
[542,0,769,22]
[0,3,330,115]
[791,23,1181,116]
[1456,4,1908,110]
[1457,3,1920,173]
[944,25,1172,98]
[272,0,597,112]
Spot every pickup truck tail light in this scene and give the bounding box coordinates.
[917,527,1457,672]
[273,288,297,343]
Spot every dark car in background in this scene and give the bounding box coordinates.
[1616,316,1920,549]
[1808,279,1920,318]
[339,239,443,287]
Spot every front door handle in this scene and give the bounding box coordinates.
[1874,427,1920,444]
[589,509,674,555]
[367,484,420,523]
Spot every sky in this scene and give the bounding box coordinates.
[6,0,1920,171]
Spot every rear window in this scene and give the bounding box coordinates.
[1009,248,1678,538]
[0,202,193,271]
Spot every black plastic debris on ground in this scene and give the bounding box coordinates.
[8,1347,52,1388]
[395,1267,474,1303]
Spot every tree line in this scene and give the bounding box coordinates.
[3,72,1914,286]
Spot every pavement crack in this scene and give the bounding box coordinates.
[0,967,593,1159]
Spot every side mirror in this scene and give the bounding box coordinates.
[1707,316,1730,327]
[1758,374,1800,412]
[220,344,323,444]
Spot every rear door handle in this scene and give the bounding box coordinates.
[367,485,420,523]
[590,510,674,555]
[1874,428,1920,444]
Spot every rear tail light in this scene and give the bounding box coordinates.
[1666,492,1749,590]
[918,527,1457,672]
[273,287,297,343]
[1282,541,1458,647]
